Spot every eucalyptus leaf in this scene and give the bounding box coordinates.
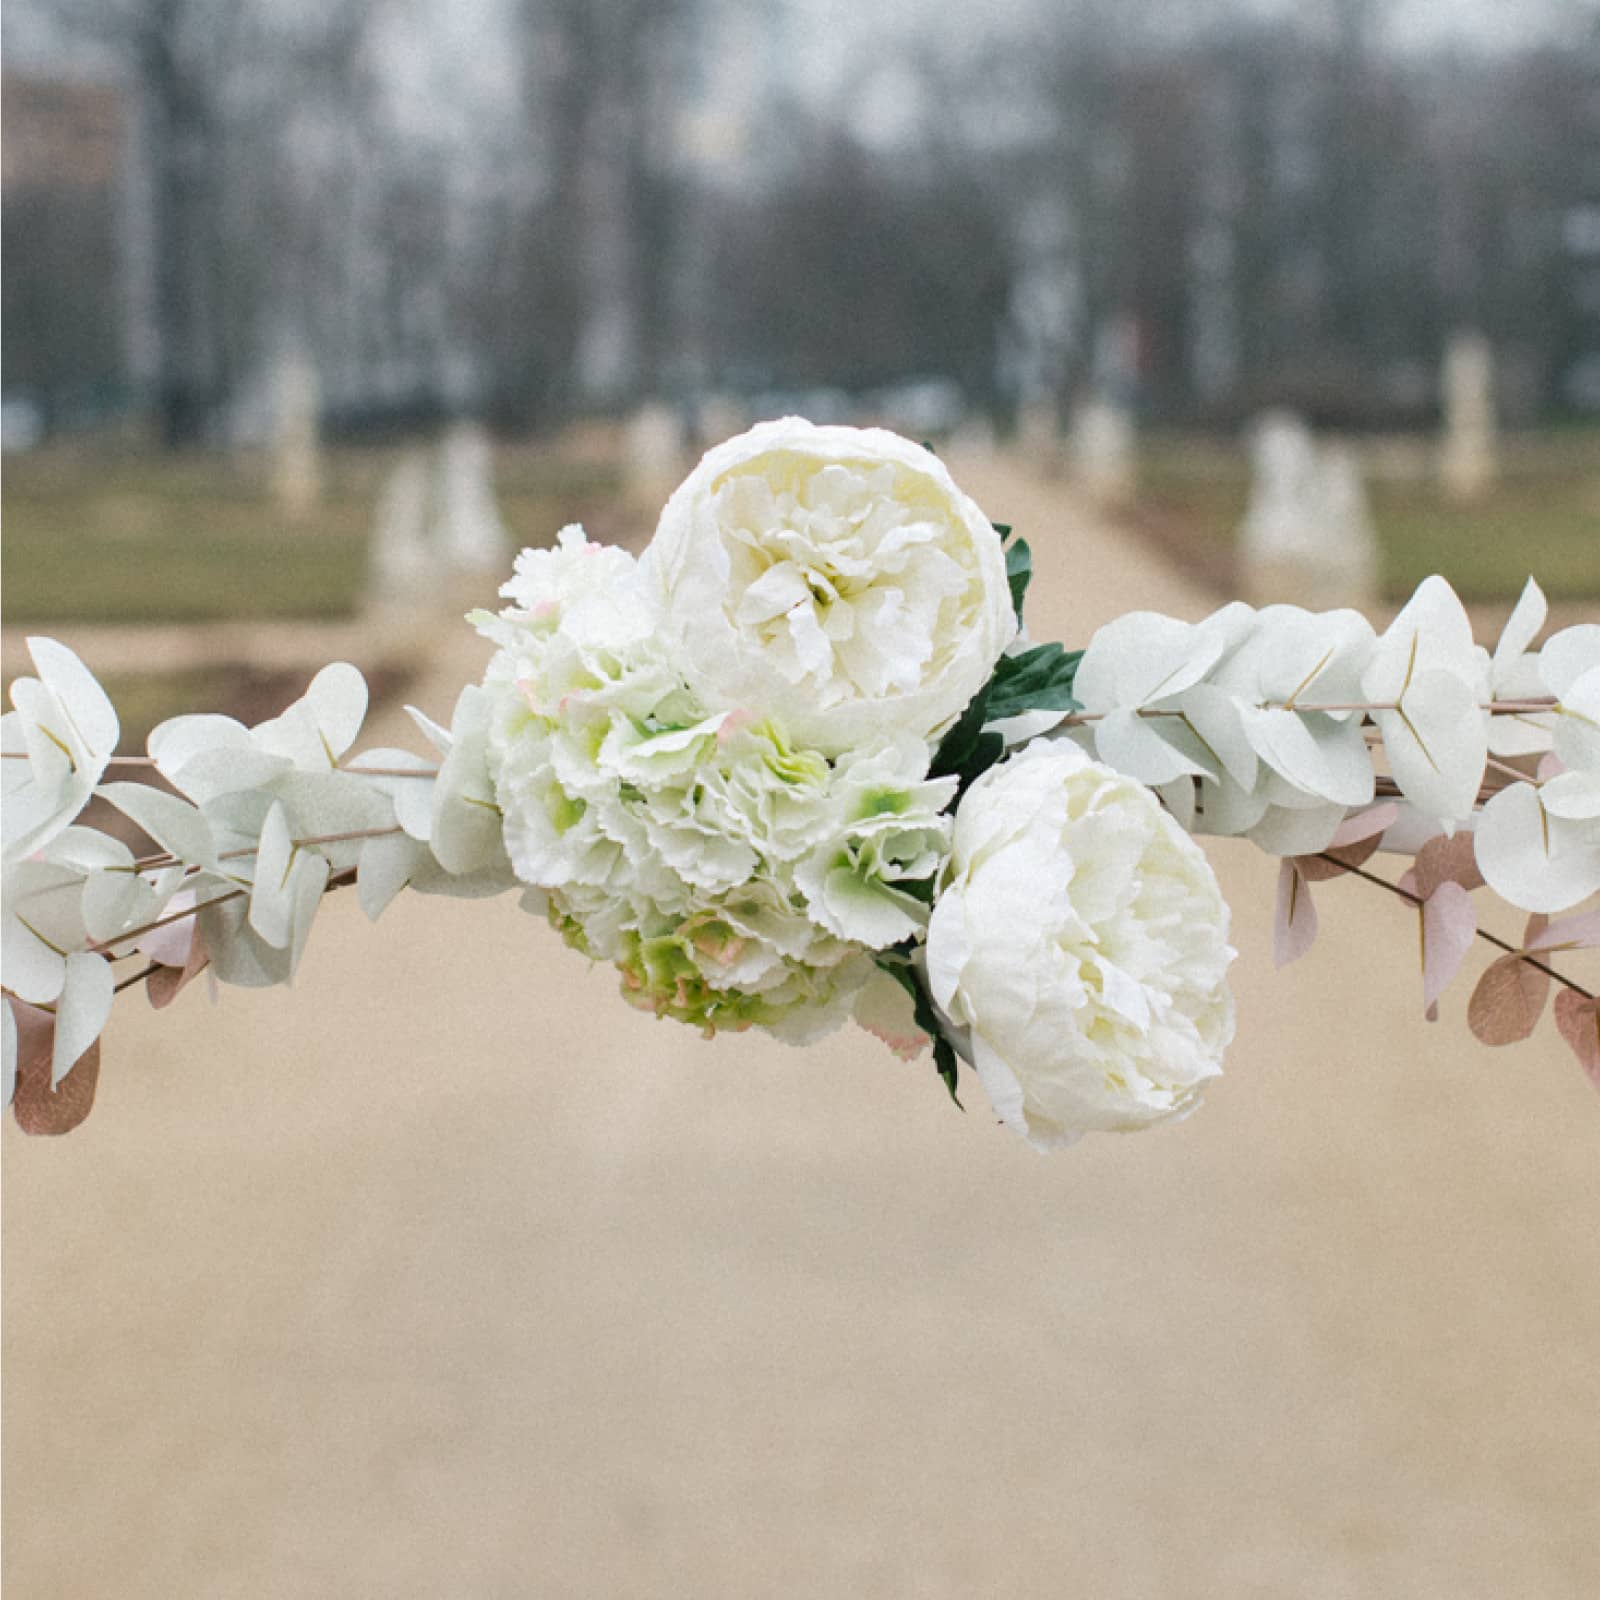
[97,782,218,869]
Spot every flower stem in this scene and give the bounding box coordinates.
[1317,854,1594,1000]
[1058,697,1555,730]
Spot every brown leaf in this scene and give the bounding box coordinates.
[13,1032,101,1136]
[1413,832,1485,900]
[1294,832,1386,882]
[1553,990,1600,1092]
[146,917,210,1010]
[1273,859,1319,967]
[146,954,211,1010]
[1467,955,1551,1047]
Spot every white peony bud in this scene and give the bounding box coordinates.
[926,741,1236,1149]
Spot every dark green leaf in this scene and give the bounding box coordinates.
[1005,537,1032,625]
[873,956,964,1111]
[954,731,1004,790]
[930,685,991,780]
[992,521,1013,544]
[984,644,1083,723]
[934,1038,963,1109]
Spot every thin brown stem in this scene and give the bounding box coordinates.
[131,824,404,874]
[88,866,361,959]
[1057,697,1557,730]
[338,764,439,778]
[1318,855,1594,1001]
[85,889,245,953]
[0,751,158,764]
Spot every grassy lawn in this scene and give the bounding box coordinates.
[1133,428,1600,603]
[2,442,627,626]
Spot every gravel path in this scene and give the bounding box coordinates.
[6,454,1597,1599]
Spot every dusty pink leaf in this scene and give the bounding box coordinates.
[146,920,210,1011]
[1553,990,1600,1091]
[1528,910,1600,953]
[1330,802,1400,849]
[1414,831,1485,900]
[13,1014,101,1136]
[1294,832,1386,882]
[1422,881,1477,1014]
[1291,802,1399,881]
[137,891,197,968]
[1274,859,1319,968]
[1467,955,1551,1046]
[1397,868,1419,897]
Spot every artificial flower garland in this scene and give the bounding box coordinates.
[4,420,1597,1141]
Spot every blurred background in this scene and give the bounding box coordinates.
[4,3,1599,1597]
[4,0,1598,664]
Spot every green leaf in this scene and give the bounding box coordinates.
[931,685,992,780]
[992,521,1013,544]
[984,644,1083,724]
[1005,537,1032,625]
[873,955,964,1111]
[933,1037,962,1108]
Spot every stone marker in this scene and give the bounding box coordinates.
[1238,411,1377,611]
[271,351,322,521]
[1438,331,1498,504]
[626,401,686,506]
[947,415,997,457]
[1015,395,1061,475]
[434,421,510,573]
[695,393,746,452]
[1069,395,1136,509]
[367,451,435,609]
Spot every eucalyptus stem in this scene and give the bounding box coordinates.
[131,823,404,874]
[85,866,361,959]
[1317,854,1594,1001]
[1057,696,1555,730]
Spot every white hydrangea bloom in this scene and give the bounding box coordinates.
[642,418,1016,756]
[475,526,952,1044]
[926,742,1236,1148]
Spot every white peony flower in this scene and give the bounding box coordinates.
[926,741,1236,1149]
[642,417,1017,756]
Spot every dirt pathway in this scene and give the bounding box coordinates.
[6,453,1597,1599]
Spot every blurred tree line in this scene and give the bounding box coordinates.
[3,0,1598,444]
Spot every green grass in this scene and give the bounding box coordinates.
[2,444,627,626]
[1133,429,1600,602]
